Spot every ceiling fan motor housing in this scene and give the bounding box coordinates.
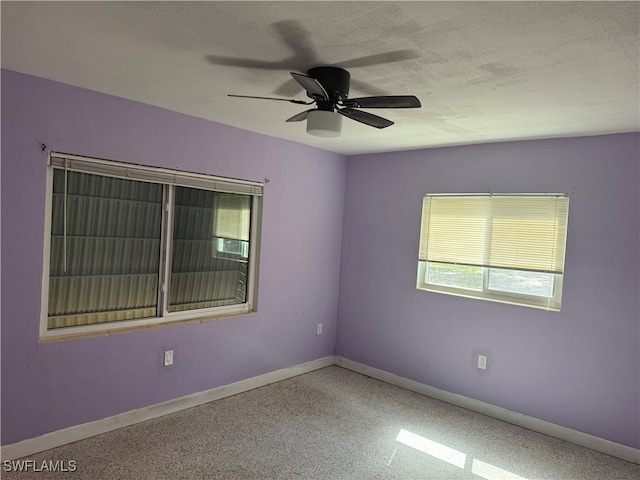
[307,66,350,108]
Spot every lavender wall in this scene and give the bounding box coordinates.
[337,134,640,449]
[0,70,346,445]
[2,69,638,452]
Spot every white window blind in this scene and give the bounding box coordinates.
[214,194,251,241]
[419,194,569,274]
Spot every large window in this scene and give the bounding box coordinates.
[417,194,569,311]
[42,153,262,338]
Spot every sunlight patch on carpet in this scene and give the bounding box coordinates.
[395,428,530,479]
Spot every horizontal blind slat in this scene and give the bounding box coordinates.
[423,196,490,265]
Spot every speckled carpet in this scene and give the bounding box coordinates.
[3,366,639,479]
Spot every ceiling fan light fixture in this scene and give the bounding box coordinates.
[306,110,342,137]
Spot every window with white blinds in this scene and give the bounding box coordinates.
[42,153,263,339]
[417,194,569,311]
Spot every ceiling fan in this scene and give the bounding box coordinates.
[228,66,421,137]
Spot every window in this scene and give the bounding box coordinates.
[42,153,263,338]
[417,194,569,311]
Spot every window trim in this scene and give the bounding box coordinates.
[40,152,263,341]
[416,262,564,311]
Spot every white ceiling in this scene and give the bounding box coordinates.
[2,1,638,155]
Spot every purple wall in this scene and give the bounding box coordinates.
[337,134,640,449]
[2,69,639,452]
[1,70,346,445]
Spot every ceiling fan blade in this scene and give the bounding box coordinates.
[274,78,303,97]
[336,49,420,69]
[337,108,394,129]
[273,20,318,66]
[228,94,311,105]
[290,72,329,101]
[286,109,314,122]
[344,96,421,109]
[206,55,292,70]
[349,79,388,97]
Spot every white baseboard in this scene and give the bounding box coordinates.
[335,356,640,465]
[4,354,638,465]
[0,355,335,461]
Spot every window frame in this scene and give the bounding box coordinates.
[416,193,568,311]
[417,262,564,311]
[40,153,263,340]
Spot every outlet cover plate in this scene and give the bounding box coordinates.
[164,350,174,366]
[477,354,487,370]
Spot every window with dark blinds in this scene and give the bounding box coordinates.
[43,153,263,338]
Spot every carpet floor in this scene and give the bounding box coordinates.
[3,365,639,479]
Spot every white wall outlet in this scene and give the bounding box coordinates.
[164,350,174,367]
[477,354,487,370]
[316,323,323,335]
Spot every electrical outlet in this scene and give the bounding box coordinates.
[316,323,323,335]
[477,354,487,370]
[164,350,174,367]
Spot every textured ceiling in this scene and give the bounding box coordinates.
[2,1,638,155]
